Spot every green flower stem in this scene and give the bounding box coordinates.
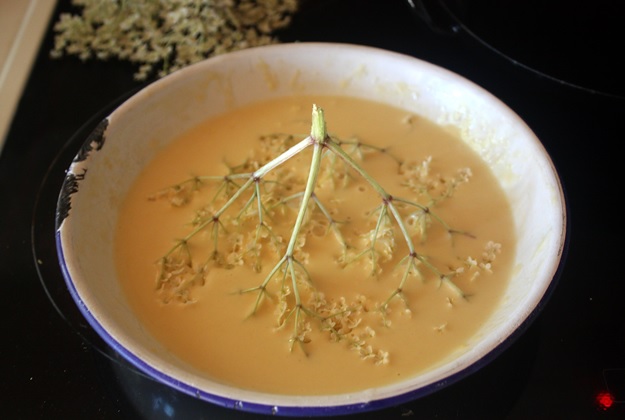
[325,140,416,256]
[216,135,314,221]
[393,196,474,239]
[164,134,314,258]
[241,254,287,314]
[311,194,348,252]
[242,106,327,316]
[285,105,327,256]
[246,106,328,344]
[280,107,327,331]
[326,138,467,301]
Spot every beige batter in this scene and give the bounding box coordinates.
[115,95,515,395]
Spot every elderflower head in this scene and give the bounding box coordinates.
[51,0,300,80]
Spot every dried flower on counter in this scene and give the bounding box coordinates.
[50,0,299,80]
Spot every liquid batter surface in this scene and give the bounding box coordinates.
[115,96,515,395]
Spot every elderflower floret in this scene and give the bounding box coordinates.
[156,253,207,303]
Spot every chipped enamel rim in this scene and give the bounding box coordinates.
[55,43,567,417]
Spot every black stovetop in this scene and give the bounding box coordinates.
[2,1,624,418]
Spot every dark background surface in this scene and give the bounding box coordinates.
[1,0,624,418]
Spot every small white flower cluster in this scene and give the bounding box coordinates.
[312,294,390,365]
[156,247,207,303]
[479,240,502,272]
[400,156,473,204]
[350,212,397,277]
[51,0,299,80]
[457,240,503,282]
[398,156,472,243]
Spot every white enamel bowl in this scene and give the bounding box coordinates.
[56,43,566,417]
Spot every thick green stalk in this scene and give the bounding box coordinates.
[326,140,416,255]
[285,105,327,255]
[242,105,328,317]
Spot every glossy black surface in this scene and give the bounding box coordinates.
[2,0,624,417]
[425,0,625,98]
